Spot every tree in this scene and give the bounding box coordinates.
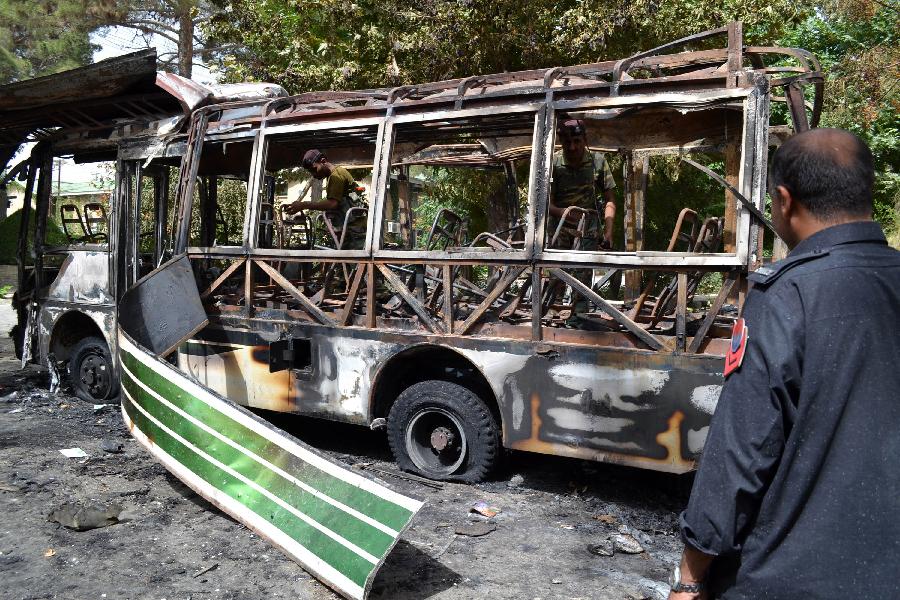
[777,1,899,244]
[92,0,226,78]
[202,0,812,93]
[0,0,97,83]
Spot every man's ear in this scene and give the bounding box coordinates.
[774,184,794,220]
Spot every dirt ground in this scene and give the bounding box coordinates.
[0,266,690,600]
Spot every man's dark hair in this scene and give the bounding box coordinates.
[769,128,874,220]
[557,117,586,137]
[302,149,325,169]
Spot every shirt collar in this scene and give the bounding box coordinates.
[561,151,592,168]
[790,221,887,256]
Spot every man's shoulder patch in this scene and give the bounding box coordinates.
[748,249,830,287]
[724,318,748,378]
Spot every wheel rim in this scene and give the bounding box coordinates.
[405,407,467,477]
[79,351,111,399]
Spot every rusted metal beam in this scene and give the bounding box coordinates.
[688,271,737,353]
[339,264,367,326]
[676,273,688,352]
[199,259,247,301]
[785,81,810,132]
[457,266,527,336]
[377,265,444,333]
[253,259,334,326]
[442,264,453,333]
[549,268,663,350]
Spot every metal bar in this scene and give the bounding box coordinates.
[680,157,776,233]
[340,264,367,326]
[253,259,334,326]
[244,258,253,317]
[785,81,810,132]
[530,268,543,341]
[726,22,743,88]
[199,258,247,300]
[676,273,687,352]
[457,266,526,336]
[443,264,453,334]
[365,263,376,328]
[376,264,444,333]
[688,271,737,353]
[549,268,663,350]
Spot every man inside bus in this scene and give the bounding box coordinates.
[284,149,367,250]
[548,117,618,322]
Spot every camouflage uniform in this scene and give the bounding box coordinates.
[549,151,617,318]
[548,150,616,251]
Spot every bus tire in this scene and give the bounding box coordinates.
[387,380,500,483]
[69,336,118,403]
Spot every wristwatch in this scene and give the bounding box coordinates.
[669,565,705,594]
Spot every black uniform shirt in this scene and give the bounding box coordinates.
[679,221,900,599]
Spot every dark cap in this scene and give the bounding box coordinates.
[558,118,586,137]
[302,149,324,169]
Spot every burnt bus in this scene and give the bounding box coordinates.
[3,50,285,401]
[6,26,823,482]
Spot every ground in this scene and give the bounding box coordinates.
[0,265,690,600]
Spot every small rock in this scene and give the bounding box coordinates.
[48,502,123,531]
[507,474,524,488]
[100,439,124,454]
[588,540,615,556]
[551,579,562,584]
[610,533,644,554]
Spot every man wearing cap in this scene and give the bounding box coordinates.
[549,118,618,320]
[285,149,367,250]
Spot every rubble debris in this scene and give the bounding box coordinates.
[588,540,615,556]
[48,502,123,531]
[610,533,645,554]
[58,448,88,458]
[470,501,501,518]
[43,548,56,558]
[593,514,618,525]
[454,522,496,537]
[192,563,219,578]
[99,439,124,454]
[551,578,562,584]
[507,474,524,488]
[362,464,445,489]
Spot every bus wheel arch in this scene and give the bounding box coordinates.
[371,345,502,482]
[49,311,118,402]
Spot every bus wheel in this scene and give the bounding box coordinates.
[387,380,499,483]
[69,336,118,403]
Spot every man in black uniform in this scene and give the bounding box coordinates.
[669,128,900,599]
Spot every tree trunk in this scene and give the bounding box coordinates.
[177,2,193,79]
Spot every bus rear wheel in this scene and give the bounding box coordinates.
[69,336,118,403]
[387,380,500,483]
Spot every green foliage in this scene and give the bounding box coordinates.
[776,4,899,240]
[204,0,811,93]
[0,0,99,83]
[0,208,68,264]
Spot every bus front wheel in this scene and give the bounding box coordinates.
[68,336,118,403]
[387,380,500,483]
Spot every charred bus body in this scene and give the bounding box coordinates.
[6,25,823,481]
[3,50,285,401]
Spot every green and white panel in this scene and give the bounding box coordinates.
[117,331,422,600]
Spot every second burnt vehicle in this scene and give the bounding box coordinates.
[9,24,824,482]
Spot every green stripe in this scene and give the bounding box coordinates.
[121,348,413,531]
[121,370,395,557]
[122,394,373,587]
